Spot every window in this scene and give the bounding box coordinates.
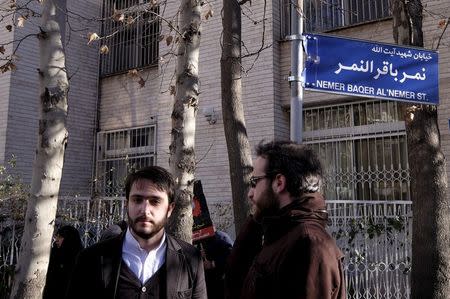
[280,0,391,36]
[303,100,410,202]
[96,125,156,197]
[101,0,160,76]
[307,101,412,298]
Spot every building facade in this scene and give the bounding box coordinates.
[0,1,101,197]
[1,0,449,297]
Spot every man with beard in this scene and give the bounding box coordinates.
[66,166,207,299]
[225,141,346,299]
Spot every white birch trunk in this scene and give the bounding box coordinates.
[168,0,202,243]
[10,0,68,297]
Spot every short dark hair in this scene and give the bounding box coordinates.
[124,166,175,203]
[256,140,323,197]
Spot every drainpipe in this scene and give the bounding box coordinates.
[287,0,303,143]
[90,0,106,199]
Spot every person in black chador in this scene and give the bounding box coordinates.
[43,225,83,299]
[194,231,233,299]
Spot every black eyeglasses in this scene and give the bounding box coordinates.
[249,175,269,188]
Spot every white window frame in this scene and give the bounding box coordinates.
[95,125,157,197]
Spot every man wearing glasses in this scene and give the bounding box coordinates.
[225,140,346,299]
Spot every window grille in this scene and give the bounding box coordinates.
[96,125,156,197]
[304,100,412,298]
[101,0,160,76]
[280,0,391,36]
[303,100,410,202]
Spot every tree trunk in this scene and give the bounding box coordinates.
[167,0,202,243]
[10,0,69,298]
[220,0,252,234]
[392,1,450,298]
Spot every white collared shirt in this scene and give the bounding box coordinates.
[122,228,167,283]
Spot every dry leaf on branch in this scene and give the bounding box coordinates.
[17,16,26,27]
[128,69,139,78]
[438,19,447,29]
[100,45,109,54]
[1,61,16,73]
[115,14,125,22]
[87,32,100,44]
[138,77,146,88]
[166,35,173,46]
[169,85,176,95]
[112,9,125,22]
[204,9,214,20]
[126,16,134,25]
[9,62,16,72]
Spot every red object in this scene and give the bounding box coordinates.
[192,196,202,217]
[192,226,215,241]
[192,180,215,241]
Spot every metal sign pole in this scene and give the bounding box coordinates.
[288,0,303,143]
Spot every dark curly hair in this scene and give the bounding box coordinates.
[256,140,323,197]
[124,166,175,203]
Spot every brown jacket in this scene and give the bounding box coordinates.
[226,193,346,299]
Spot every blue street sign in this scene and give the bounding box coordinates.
[304,34,439,105]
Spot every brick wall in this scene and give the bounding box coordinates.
[59,0,102,196]
[4,0,100,196]
[0,15,14,165]
[97,0,277,236]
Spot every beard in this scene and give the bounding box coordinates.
[128,211,170,240]
[252,186,280,222]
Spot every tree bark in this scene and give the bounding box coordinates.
[167,0,202,243]
[220,0,252,234]
[10,0,69,298]
[392,1,450,298]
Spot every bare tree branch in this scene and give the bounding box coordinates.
[436,17,450,49]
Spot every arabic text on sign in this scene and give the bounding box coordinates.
[334,60,427,84]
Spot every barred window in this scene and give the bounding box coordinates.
[303,100,410,202]
[280,0,391,36]
[101,0,160,76]
[96,125,156,197]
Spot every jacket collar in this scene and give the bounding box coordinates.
[262,192,329,243]
[102,231,187,298]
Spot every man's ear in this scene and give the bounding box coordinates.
[273,174,287,194]
[167,202,175,218]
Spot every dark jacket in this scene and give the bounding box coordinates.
[44,226,83,299]
[194,231,233,299]
[66,232,207,299]
[226,193,346,299]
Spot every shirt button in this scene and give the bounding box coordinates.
[141,286,147,293]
